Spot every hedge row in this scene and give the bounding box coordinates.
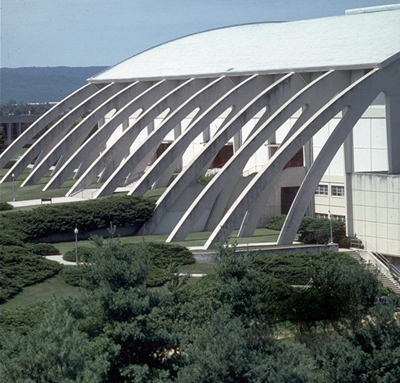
[252,251,358,286]
[2,195,155,241]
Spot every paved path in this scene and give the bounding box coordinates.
[45,255,76,266]
[10,196,87,208]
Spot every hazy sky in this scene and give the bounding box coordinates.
[0,0,395,68]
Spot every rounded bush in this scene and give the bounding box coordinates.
[266,215,287,231]
[63,246,94,262]
[27,243,61,256]
[60,265,89,287]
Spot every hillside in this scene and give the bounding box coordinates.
[0,66,108,104]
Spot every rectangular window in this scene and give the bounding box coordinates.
[332,214,345,222]
[315,184,328,195]
[315,213,328,219]
[331,185,345,197]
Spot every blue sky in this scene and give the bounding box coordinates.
[1,0,395,68]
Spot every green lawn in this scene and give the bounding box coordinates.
[0,168,166,206]
[0,171,77,203]
[179,262,215,274]
[1,274,83,309]
[1,262,211,309]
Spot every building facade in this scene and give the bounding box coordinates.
[1,5,399,256]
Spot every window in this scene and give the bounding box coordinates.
[332,214,345,222]
[283,148,304,169]
[331,185,345,197]
[315,184,328,195]
[315,213,345,222]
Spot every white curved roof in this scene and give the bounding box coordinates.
[90,7,400,83]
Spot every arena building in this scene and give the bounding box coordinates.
[1,5,399,257]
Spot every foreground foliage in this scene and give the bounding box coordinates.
[1,239,399,383]
[61,241,194,287]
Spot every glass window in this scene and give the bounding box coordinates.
[331,185,345,197]
[315,184,328,195]
[332,214,345,222]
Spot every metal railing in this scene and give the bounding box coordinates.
[351,239,400,288]
[373,250,400,284]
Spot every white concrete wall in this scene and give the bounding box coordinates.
[352,173,400,257]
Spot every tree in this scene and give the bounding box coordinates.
[0,300,109,383]
[0,125,7,153]
[80,237,181,382]
[177,310,322,383]
[311,303,400,383]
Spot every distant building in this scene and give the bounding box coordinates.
[0,114,39,146]
[1,5,399,258]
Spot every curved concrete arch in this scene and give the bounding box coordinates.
[277,65,400,245]
[66,78,202,196]
[276,106,372,245]
[140,72,306,235]
[128,74,275,198]
[166,70,350,242]
[203,68,383,249]
[24,81,148,187]
[95,77,234,198]
[44,80,166,192]
[3,82,124,184]
[0,83,97,172]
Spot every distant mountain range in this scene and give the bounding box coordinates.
[0,66,108,104]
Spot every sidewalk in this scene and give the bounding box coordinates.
[45,255,76,266]
[10,196,87,208]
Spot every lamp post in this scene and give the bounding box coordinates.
[328,210,334,245]
[74,227,79,264]
[11,173,15,201]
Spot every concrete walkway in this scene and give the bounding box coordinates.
[10,196,87,208]
[45,255,76,266]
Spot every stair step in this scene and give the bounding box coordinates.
[348,251,400,295]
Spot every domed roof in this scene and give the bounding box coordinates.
[90,7,400,83]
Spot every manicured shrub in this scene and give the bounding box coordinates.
[0,195,155,241]
[60,265,89,287]
[0,202,13,211]
[266,214,287,230]
[27,243,61,256]
[252,251,358,285]
[196,173,216,185]
[266,215,349,246]
[125,242,195,286]
[63,246,94,262]
[299,217,347,245]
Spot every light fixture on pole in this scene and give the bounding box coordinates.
[11,173,16,201]
[74,227,79,264]
[328,210,334,245]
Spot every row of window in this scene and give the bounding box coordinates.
[315,213,346,222]
[315,184,345,197]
